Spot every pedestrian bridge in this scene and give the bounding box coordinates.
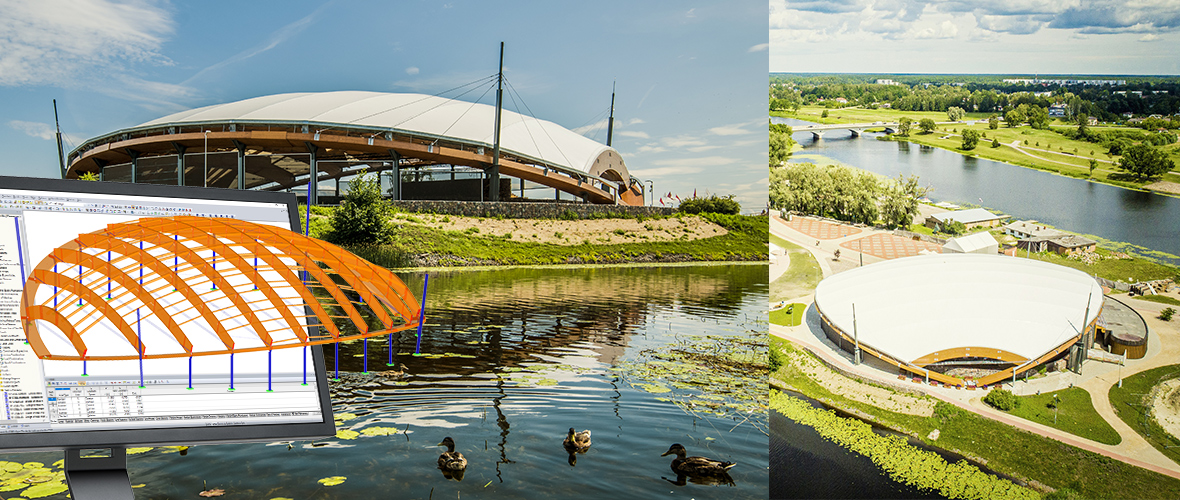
[792,120,967,139]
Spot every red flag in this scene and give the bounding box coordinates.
[693,189,697,198]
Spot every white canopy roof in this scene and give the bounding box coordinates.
[942,232,998,254]
[814,254,1103,363]
[137,91,620,177]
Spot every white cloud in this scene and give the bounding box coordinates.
[618,130,649,139]
[182,4,327,87]
[572,118,609,136]
[912,19,959,39]
[0,0,173,86]
[1139,33,1160,42]
[687,145,722,153]
[628,166,703,177]
[661,136,707,148]
[709,123,754,136]
[651,156,738,168]
[8,120,55,140]
[405,66,420,75]
[627,118,645,125]
[748,43,769,52]
[635,144,667,154]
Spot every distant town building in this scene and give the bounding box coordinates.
[875,79,901,86]
[1017,234,1097,255]
[925,208,1007,231]
[1003,78,1125,86]
[1087,116,1099,126]
[1002,220,1066,240]
[1048,104,1067,117]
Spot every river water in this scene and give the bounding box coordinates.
[0,264,768,499]
[773,116,1180,263]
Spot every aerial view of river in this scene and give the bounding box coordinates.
[0,264,768,499]
[773,116,1180,264]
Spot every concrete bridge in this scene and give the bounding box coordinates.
[793,120,971,139]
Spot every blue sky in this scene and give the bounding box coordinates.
[0,0,768,211]
[772,0,1180,74]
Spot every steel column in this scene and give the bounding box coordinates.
[171,142,186,186]
[306,142,318,206]
[233,140,247,190]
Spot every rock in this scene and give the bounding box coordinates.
[928,429,940,441]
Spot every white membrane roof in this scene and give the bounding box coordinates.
[814,254,1103,363]
[136,91,616,175]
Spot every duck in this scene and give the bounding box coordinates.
[661,443,735,475]
[376,363,408,378]
[563,428,592,452]
[437,437,467,471]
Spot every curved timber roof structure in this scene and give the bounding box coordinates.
[20,216,421,361]
[813,254,1103,386]
[67,91,642,205]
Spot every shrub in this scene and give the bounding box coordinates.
[1162,307,1175,321]
[323,171,394,245]
[558,209,579,221]
[770,347,785,372]
[983,388,1020,411]
[678,194,741,215]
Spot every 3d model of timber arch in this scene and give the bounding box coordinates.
[19,216,422,385]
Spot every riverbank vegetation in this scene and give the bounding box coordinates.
[1109,365,1180,466]
[1020,247,1180,283]
[769,162,927,228]
[770,338,1180,499]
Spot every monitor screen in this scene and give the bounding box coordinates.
[0,176,334,452]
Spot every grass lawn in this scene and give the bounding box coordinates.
[780,105,990,125]
[769,234,823,302]
[1007,388,1121,445]
[769,303,806,326]
[1133,294,1180,307]
[772,339,1180,499]
[1023,248,1180,283]
[1109,365,1180,467]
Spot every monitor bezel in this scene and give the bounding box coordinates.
[0,175,336,452]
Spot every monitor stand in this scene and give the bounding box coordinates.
[64,448,134,500]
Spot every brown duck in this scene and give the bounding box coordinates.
[437,437,467,471]
[563,428,592,452]
[661,443,735,475]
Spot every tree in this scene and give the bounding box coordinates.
[991,138,1001,148]
[678,195,740,215]
[988,115,998,129]
[983,388,1020,411]
[821,109,829,118]
[961,129,980,150]
[1089,159,1098,178]
[947,106,965,121]
[1027,105,1050,129]
[1108,139,1130,156]
[325,170,394,245]
[1004,108,1025,127]
[941,220,967,236]
[1162,307,1175,321]
[1118,144,1175,180]
[918,118,936,134]
[78,172,99,181]
[898,117,913,136]
[770,123,795,166]
[878,174,929,228]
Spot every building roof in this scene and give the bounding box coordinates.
[1003,220,1066,239]
[814,254,1103,364]
[931,208,1005,225]
[1044,234,1097,249]
[942,232,998,253]
[133,91,622,178]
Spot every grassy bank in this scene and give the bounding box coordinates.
[1109,365,1180,466]
[310,210,767,268]
[769,303,805,326]
[1008,388,1121,446]
[1019,247,1180,283]
[770,337,1180,499]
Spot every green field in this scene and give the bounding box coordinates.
[1021,248,1180,283]
[1133,294,1180,307]
[1108,365,1180,467]
[1008,388,1121,445]
[769,234,823,302]
[771,338,1180,499]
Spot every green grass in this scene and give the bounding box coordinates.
[769,234,823,302]
[1109,365,1180,467]
[1132,294,1180,306]
[1022,248,1180,283]
[769,303,806,326]
[1007,388,1121,445]
[329,212,768,267]
[780,105,990,125]
[772,339,1180,499]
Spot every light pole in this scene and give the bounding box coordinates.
[646,180,654,207]
[1053,394,1060,425]
[204,130,210,188]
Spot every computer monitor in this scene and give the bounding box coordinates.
[0,175,334,498]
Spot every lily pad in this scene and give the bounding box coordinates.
[21,481,68,498]
[634,383,671,394]
[334,412,358,421]
[20,463,42,470]
[317,476,347,486]
[126,447,153,455]
[0,482,28,492]
[359,427,399,436]
[335,429,360,440]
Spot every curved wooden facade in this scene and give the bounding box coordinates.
[20,216,421,361]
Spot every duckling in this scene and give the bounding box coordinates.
[660,443,735,476]
[563,428,592,452]
[437,437,467,471]
[376,363,408,379]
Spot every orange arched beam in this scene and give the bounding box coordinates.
[22,305,87,359]
[166,217,361,338]
[127,217,322,342]
[46,246,196,354]
[28,268,146,358]
[101,223,279,347]
[72,233,245,346]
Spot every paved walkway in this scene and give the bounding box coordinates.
[840,232,942,259]
[781,216,862,240]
